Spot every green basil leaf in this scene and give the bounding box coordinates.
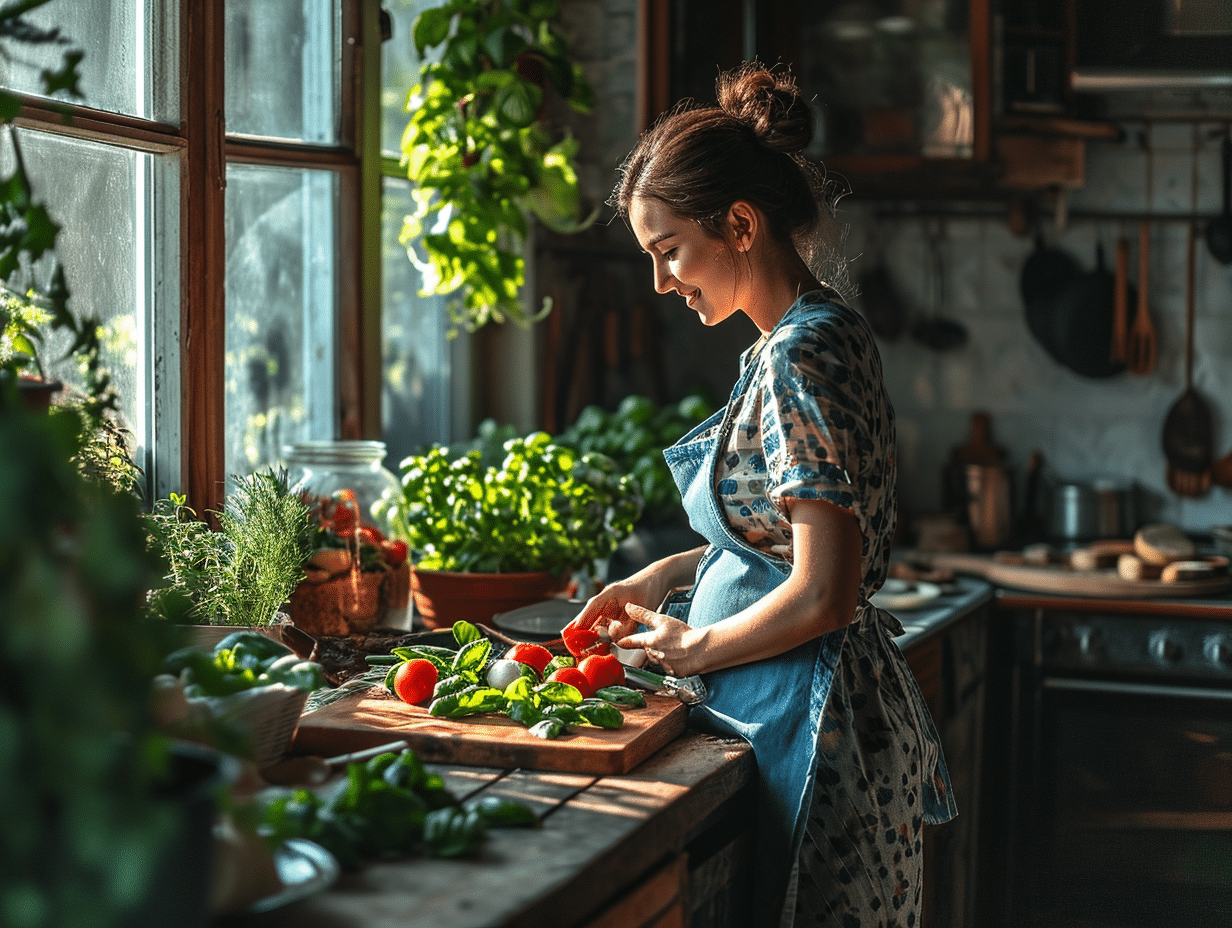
[453,637,492,674]
[577,699,624,729]
[506,699,544,728]
[424,807,485,858]
[534,680,583,705]
[543,703,584,726]
[594,685,646,708]
[452,621,483,647]
[528,718,567,740]
[467,795,540,829]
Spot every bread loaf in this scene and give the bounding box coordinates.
[1070,539,1135,571]
[1134,524,1196,566]
[1118,553,1162,581]
[1161,557,1230,583]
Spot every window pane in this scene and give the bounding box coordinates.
[381,176,451,464]
[225,0,340,144]
[2,126,181,497]
[0,0,179,123]
[225,164,338,479]
[381,0,446,158]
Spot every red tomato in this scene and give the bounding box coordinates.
[393,659,438,705]
[330,502,357,536]
[380,538,409,567]
[507,643,553,676]
[547,667,592,699]
[562,626,609,660]
[578,653,625,692]
[358,524,385,547]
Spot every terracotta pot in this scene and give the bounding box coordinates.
[13,375,62,412]
[411,568,567,630]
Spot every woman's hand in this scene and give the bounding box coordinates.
[610,604,702,678]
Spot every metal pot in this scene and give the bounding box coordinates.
[1048,478,1137,543]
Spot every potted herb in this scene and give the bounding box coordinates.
[386,432,641,628]
[144,470,315,628]
[400,0,597,332]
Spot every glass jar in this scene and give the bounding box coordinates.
[281,440,402,537]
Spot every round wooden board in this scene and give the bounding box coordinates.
[913,552,1231,599]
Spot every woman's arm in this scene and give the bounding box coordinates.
[570,544,707,628]
[615,497,861,678]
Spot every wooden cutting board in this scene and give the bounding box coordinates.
[915,552,1231,599]
[291,690,688,775]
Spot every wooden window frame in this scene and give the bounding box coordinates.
[7,0,380,516]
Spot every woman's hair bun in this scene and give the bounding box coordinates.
[716,63,813,155]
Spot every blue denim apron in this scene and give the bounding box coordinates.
[662,407,842,926]
[661,393,952,925]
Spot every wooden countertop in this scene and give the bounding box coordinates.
[228,731,755,928]
[994,588,1232,618]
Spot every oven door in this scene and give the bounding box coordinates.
[1021,677,1232,928]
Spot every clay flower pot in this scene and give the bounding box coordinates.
[411,568,568,630]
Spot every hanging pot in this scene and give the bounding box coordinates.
[1020,232,1080,364]
[1048,241,1130,378]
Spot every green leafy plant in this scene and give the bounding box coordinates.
[400,0,596,332]
[0,7,195,927]
[387,431,641,577]
[145,470,314,627]
[555,394,716,527]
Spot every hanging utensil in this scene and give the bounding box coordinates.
[1048,238,1127,378]
[1205,127,1232,264]
[911,220,967,352]
[1126,138,1158,375]
[857,223,908,341]
[1162,145,1213,497]
[1111,232,1129,363]
[1021,228,1080,365]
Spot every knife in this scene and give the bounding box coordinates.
[623,664,708,706]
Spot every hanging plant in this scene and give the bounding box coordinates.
[400,0,597,333]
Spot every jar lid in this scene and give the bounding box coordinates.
[281,440,388,465]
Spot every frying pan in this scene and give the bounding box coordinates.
[1048,241,1130,378]
[1020,232,1080,364]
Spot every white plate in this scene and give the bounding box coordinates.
[870,579,943,611]
[491,599,584,640]
[245,839,340,915]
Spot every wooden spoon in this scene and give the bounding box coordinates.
[1162,221,1213,497]
[1126,219,1157,374]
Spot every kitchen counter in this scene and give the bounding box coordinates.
[890,575,995,651]
[995,586,1232,618]
[228,584,992,928]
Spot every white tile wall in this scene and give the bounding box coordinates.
[845,127,1232,534]
[556,3,1232,535]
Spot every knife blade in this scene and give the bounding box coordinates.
[623,664,708,706]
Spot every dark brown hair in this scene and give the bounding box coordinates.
[610,63,846,288]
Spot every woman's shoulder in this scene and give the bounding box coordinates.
[765,288,876,359]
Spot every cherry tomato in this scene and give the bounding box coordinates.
[358,524,385,547]
[393,659,438,705]
[507,643,553,676]
[547,667,592,699]
[381,538,409,567]
[562,626,609,660]
[578,653,625,692]
[330,502,357,536]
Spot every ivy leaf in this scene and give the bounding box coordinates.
[412,6,451,55]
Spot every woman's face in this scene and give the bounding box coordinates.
[628,195,743,326]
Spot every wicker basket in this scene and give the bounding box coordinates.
[191,683,310,769]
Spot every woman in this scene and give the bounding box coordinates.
[569,64,956,927]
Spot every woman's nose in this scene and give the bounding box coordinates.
[652,261,674,294]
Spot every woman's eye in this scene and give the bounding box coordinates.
[662,248,676,260]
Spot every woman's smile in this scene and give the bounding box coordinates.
[628,195,742,326]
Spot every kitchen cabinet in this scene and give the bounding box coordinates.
[639,0,1116,198]
[901,593,991,928]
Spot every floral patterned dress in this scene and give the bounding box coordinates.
[713,289,956,927]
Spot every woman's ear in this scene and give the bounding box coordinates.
[726,201,759,254]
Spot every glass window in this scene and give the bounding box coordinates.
[224,0,340,144]
[2,125,180,497]
[0,0,179,123]
[380,0,455,455]
[224,164,338,477]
